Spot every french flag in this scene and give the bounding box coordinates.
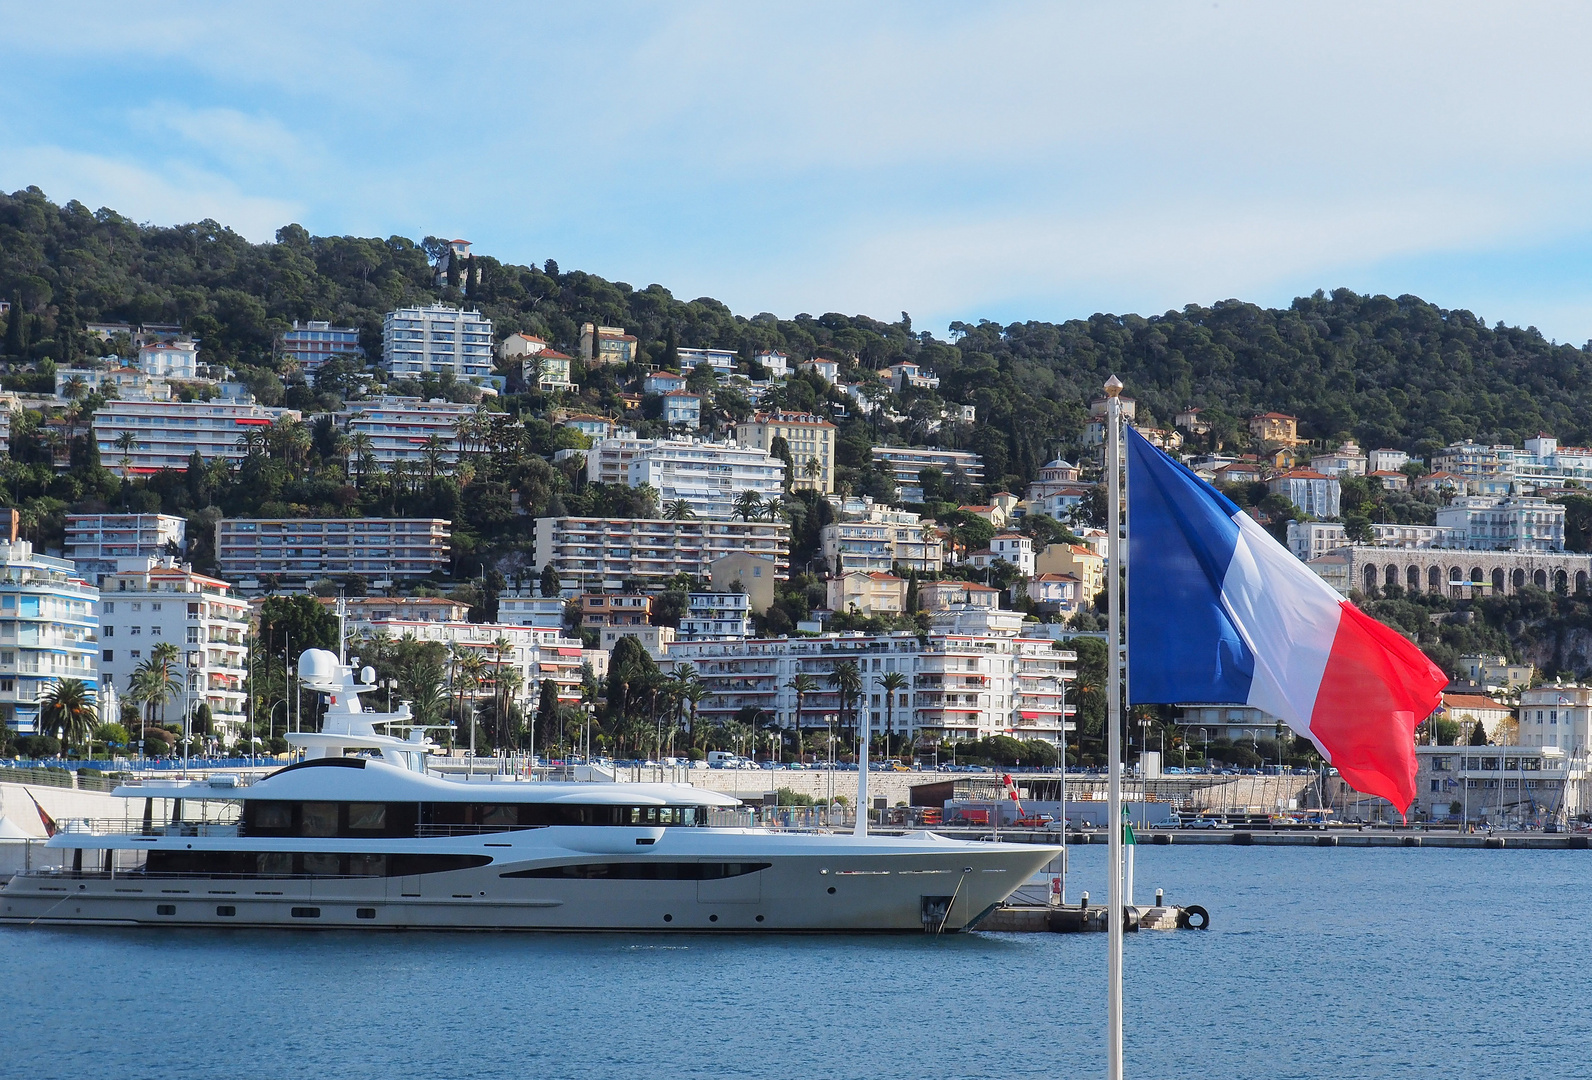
[1127,428,1447,812]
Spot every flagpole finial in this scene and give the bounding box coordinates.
[1104,375,1123,398]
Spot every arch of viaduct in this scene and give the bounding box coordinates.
[1342,547,1592,598]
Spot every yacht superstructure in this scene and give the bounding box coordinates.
[0,648,1057,932]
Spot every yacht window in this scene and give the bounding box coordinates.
[348,803,387,831]
[251,803,292,831]
[348,853,387,876]
[258,852,293,876]
[302,852,341,876]
[300,803,338,837]
[481,805,517,827]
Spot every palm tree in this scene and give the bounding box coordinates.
[734,490,764,521]
[421,433,447,483]
[786,672,817,753]
[665,499,696,520]
[880,671,909,759]
[40,679,97,756]
[828,661,863,757]
[114,430,138,474]
[803,457,822,484]
[348,430,376,489]
[130,657,181,746]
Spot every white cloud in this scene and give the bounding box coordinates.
[0,146,300,241]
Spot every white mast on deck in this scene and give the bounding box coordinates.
[1105,374,1126,1080]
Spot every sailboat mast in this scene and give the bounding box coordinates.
[1105,374,1125,1080]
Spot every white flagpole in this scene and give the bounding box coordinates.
[1104,374,1125,1080]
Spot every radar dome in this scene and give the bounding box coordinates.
[360,666,376,685]
[297,648,341,684]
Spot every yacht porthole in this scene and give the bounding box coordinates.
[819,868,829,875]
[709,914,718,923]
[663,913,673,922]
[755,915,765,923]
[827,887,836,895]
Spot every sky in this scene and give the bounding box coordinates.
[5,2,1592,343]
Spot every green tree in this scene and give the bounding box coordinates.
[539,563,562,598]
[39,678,97,756]
[257,594,339,657]
[880,671,908,758]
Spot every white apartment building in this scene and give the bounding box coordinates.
[138,340,200,380]
[677,347,738,377]
[93,400,294,474]
[870,446,986,502]
[1368,448,1409,474]
[820,507,943,575]
[661,391,701,429]
[678,592,751,640]
[56,366,171,402]
[1309,441,1368,478]
[1435,496,1566,552]
[1286,520,1465,562]
[735,412,836,494]
[65,513,186,585]
[339,396,477,470]
[985,533,1035,576]
[281,320,362,373]
[98,559,250,745]
[215,518,451,586]
[584,434,655,485]
[624,438,784,520]
[347,617,587,710]
[0,537,99,735]
[663,631,1076,745]
[533,517,789,591]
[1518,684,1592,753]
[753,350,789,378]
[381,305,494,382]
[497,593,568,629]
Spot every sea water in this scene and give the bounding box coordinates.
[5,844,1589,1080]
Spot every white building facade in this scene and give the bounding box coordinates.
[98,560,250,746]
[381,305,494,382]
[93,400,294,474]
[215,518,451,587]
[339,397,477,470]
[533,517,789,591]
[65,513,186,585]
[624,438,784,520]
[0,539,99,736]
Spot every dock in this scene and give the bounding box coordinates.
[978,903,1200,933]
[924,827,1592,849]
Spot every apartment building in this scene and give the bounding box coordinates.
[381,305,494,382]
[65,513,186,585]
[347,616,587,709]
[533,517,789,591]
[579,593,651,628]
[625,438,784,520]
[886,361,939,391]
[753,350,789,378]
[1519,684,1592,752]
[661,390,701,429]
[827,571,907,616]
[869,446,985,502]
[497,593,568,629]
[1286,521,1465,562]
[819,506,943,575]
[99,559,250,745]
[663,630,1076,745]
[1309,441,1368,477]
[918,580,1000,612]
[281,320,363,374]
[0,535,99,735]
[735,412,836,494]
[339,396,477,470]
[93,399,294,474]
[677,347,737,377]
[1035,543,1104,600]
[138,340,200,380]
[579,324,638,366]
[1435,496,1566,552]
[332,596,471,625]
[678,592,751,640]
[1368,448,1410,474]
[56,365,171,402]
[215,518,451,586]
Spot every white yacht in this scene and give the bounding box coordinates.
[1,648,1057,932]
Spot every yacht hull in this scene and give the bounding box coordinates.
[0,839,1057,933]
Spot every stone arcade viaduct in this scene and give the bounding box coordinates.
[1310,547,1592,599]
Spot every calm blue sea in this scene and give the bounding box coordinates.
[5,845,1589,1080]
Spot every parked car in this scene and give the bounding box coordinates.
[1186,818,1233,830]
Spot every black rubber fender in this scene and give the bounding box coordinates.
[1177,904,1210,930]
